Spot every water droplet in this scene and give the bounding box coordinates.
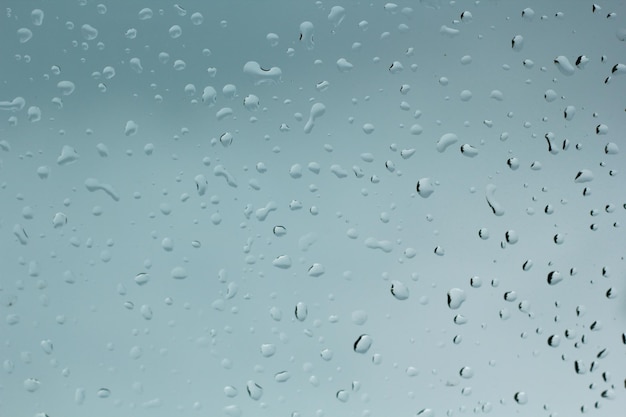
[390,280,410,300]
[246,381,263,400]
[304,102,326,134]
[416,178,435,198]
[260,344,276,358]
[547,335,560,347]
[124,120,138,136]
[574,169,594,183]
[336,389,350,402]
[24,378,41,392]
[97,388,111,398]
[320,348,333,361]
[272,255,292,269]
[308,263,325,277]
[328,6,346,27]
[514,391,528,404]
[547,270,563,285]
[436,133,458,153]
[81,24,98,40]
[351,310,368,325]
[299,21,315,49]
[243,61,282,85]
[485,184,505,216]
[336,58,354,72]
[554,56,575,76]
[353,334,373,354]
[40,339,53,354]
[505,230,519,244]
[171,266,188,280]
[295,302,308,321]
[460,144,478,157]
[447,288,466,309]
[459,366,474,378]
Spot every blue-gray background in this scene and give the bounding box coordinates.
[1,1,625,416]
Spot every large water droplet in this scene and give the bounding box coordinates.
[447,288,466,309]
[391,280,410,300]
[353,334,373,354]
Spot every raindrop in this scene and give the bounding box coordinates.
[485,184,505,216]
[390,281,410,300]
[31,9,44,26]
[547,271,563,285]
[308,263,325,277]
[17,28,33,43]
[447,288,466,309]
[514,391,528,404]
[246,381,263,400]
[436,133,458,153]
[459,366,474,378]
[547,335,561,347]
[171,266,188,280]
[416,178,435,198]
[454,314,468,324]
[295,302,308,321]
[260,344,276,358]
[303,102,326,134]
[24,378,41,392]
[460,144,478,157]
[273,255,292,269]
[505,230,519,244]
[328,6,346,27]
[299,21,315,49]
[81,24,98,40]
[554,56,575,76]
[353,334,373,354]
[336,390,349,402]
[574,169,594,183]
[97,388,111,398]
[351,310,368,325]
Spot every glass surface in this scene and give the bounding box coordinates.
[1,1,625,416]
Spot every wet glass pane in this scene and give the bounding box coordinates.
[1,1,625,416]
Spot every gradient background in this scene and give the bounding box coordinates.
[1,1,625,416]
